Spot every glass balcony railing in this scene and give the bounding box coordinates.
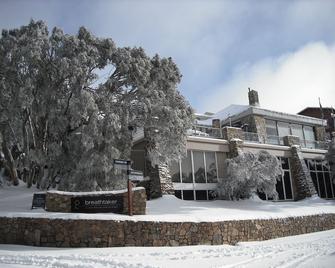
[187,125,223,138]
[189,124,328,150]
[243,132,260,143]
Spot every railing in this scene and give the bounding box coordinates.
[189,124,329,150]
[188,125,223,138]
[266,135,284,146]
[243,132,260,143]
[301,140,329,150]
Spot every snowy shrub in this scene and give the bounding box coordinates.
[217,150,282,200]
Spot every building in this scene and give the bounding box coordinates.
[132,90,334,202]
[298,107,335,139]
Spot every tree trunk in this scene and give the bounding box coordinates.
[1,138,19,186]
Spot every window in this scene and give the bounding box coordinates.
[205,152,217,183]
[306,159,334,199]
[277,122,290,138]
[303,126,315,148]
[259,157,293,201]
[291,124,304,140]
[265,120,316,148]
[170,160,181,183]
[181,151,192,183]
[171,150,226,200]
[193,151,206,183]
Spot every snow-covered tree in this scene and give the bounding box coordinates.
[217,150,282,200]
[0,20,193,191]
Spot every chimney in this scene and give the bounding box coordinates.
[248,88,259,106]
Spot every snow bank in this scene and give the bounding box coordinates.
[1,229,335,268]
[1,183,335,222]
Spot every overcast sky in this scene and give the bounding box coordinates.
[0,0,334,114]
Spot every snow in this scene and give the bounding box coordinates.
[0,182,335,222]
[48,187,144,196]
[197,104,249,126]
[0,229,335,267]
[1,183,335,267]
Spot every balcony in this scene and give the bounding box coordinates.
[187,125,222,138]
[189,124,329,150]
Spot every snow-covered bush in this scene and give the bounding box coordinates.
[217,150,282,200]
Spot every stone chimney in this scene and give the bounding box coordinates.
[248,88,259,107]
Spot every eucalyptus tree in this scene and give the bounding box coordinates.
[0,20,193,191]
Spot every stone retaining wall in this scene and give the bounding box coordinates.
[0,214,334,247]
[46,187,146,215]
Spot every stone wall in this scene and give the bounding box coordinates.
[0,214,334,247]
[288,146,317,200]
[315,126,326,141]
[46,188,146,215]
[222,126,244,141]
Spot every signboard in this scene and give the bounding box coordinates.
[31,193,46,209]
[129,170,144,182]
[71,194,123,213]
[113,159,131,170]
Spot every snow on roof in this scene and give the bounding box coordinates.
[196,104,326,127]
[197,105,250,126]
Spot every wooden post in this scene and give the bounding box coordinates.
[127,162,133,216]
[127,178,133,216]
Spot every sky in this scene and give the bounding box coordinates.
[0,0,334,114]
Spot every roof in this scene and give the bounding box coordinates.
[197,104,326,127]
[197,104,249,125]
[298,107,335,114]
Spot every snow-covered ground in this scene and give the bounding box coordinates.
[0,182,335,222]
[0,229,335,268]
[1,182,335,267]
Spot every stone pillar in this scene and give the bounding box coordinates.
[146,162,162,199]
[248,115,266,143]
[315,126,326,141]
[222,126,244,141]
[248,88,260,106]
[212,119,221,128]
[229,139,243,158]
[283,135,300,147]
[288,145,317,200]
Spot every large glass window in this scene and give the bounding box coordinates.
[205,152,217,183]
[171,150,225,201]
[291,124,304,140]
[259,157,293,201]
[303,126,315,141]
[181,151,192,183]
[170,160,181,183]
[265,120,316,148]
[265,120,278,136]
[306,159,334,199]
[277,122,290,138]
[193,151,206,183]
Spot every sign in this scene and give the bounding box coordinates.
[31,193,46,209]
[71,194,123,213]
[129,170,144,182]
[113,159,131,170]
